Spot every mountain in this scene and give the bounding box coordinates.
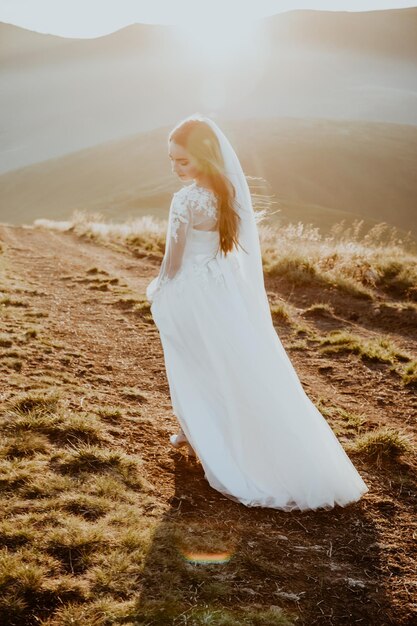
[1,116,416,238]
[1,7,416,174]
[265,7,417,59]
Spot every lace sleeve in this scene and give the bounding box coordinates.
[146,190,193,303]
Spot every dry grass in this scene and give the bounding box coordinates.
[120,387,148,403]
[314,400,367,438]
[302,302,335,318]
[347,427,413,468]
[0,389,162,625]
[1,216,416,624]
[260,219,416,301]
[38,601,294,626]
[401,360,417,387]
[0,372,297,625]
[8,389,61,413]
[0,295,30,308]
[1,403,107,448]
[35,210,166,260]
[95,405,126,423]
[374,258,417,299]
[318,330,413,367]
[270,300,294,325]
[35,211,417,304]
[0,333,13,347]
[0,384,298,625]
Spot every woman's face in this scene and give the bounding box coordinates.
[168,140,201,182]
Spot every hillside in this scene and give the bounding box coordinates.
[2,7,417,174]
[0,220,416,625]
[1,117,417,239]
[265,7,417,59]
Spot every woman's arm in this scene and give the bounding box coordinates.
[146,191,193,303]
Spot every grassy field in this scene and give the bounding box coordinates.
[0,213,416,625]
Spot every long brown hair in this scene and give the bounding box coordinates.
[169,119,242,256]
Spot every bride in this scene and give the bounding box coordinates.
[146,113,369,511]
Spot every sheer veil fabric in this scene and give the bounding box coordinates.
[146,113,369,511]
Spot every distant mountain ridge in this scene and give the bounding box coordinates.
[265,7,417,59]
[1,7,416,173]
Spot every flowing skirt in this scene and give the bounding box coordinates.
[149,244,369,511]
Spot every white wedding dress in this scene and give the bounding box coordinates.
[146,181,369,511]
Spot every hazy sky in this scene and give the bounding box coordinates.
[0,0,416,37]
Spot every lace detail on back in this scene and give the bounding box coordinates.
[172,182,218,236]
[187,183,218,218]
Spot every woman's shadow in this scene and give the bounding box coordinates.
[132,450,397,626]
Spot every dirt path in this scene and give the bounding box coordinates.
[0,223,416,625]
[0,224,175,494]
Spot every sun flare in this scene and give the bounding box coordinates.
[175,14,259,66]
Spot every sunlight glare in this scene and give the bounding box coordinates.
[176,13,258,66]
[172,9,267,111]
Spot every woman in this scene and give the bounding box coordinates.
[146,113,369,511]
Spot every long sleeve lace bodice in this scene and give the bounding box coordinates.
[146,182,219,304]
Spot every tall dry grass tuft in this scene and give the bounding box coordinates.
[260,219,417,300]
[348,426,413,468]
[318,330,413,364]
[35,209,416,302]
[35,209,166,259]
